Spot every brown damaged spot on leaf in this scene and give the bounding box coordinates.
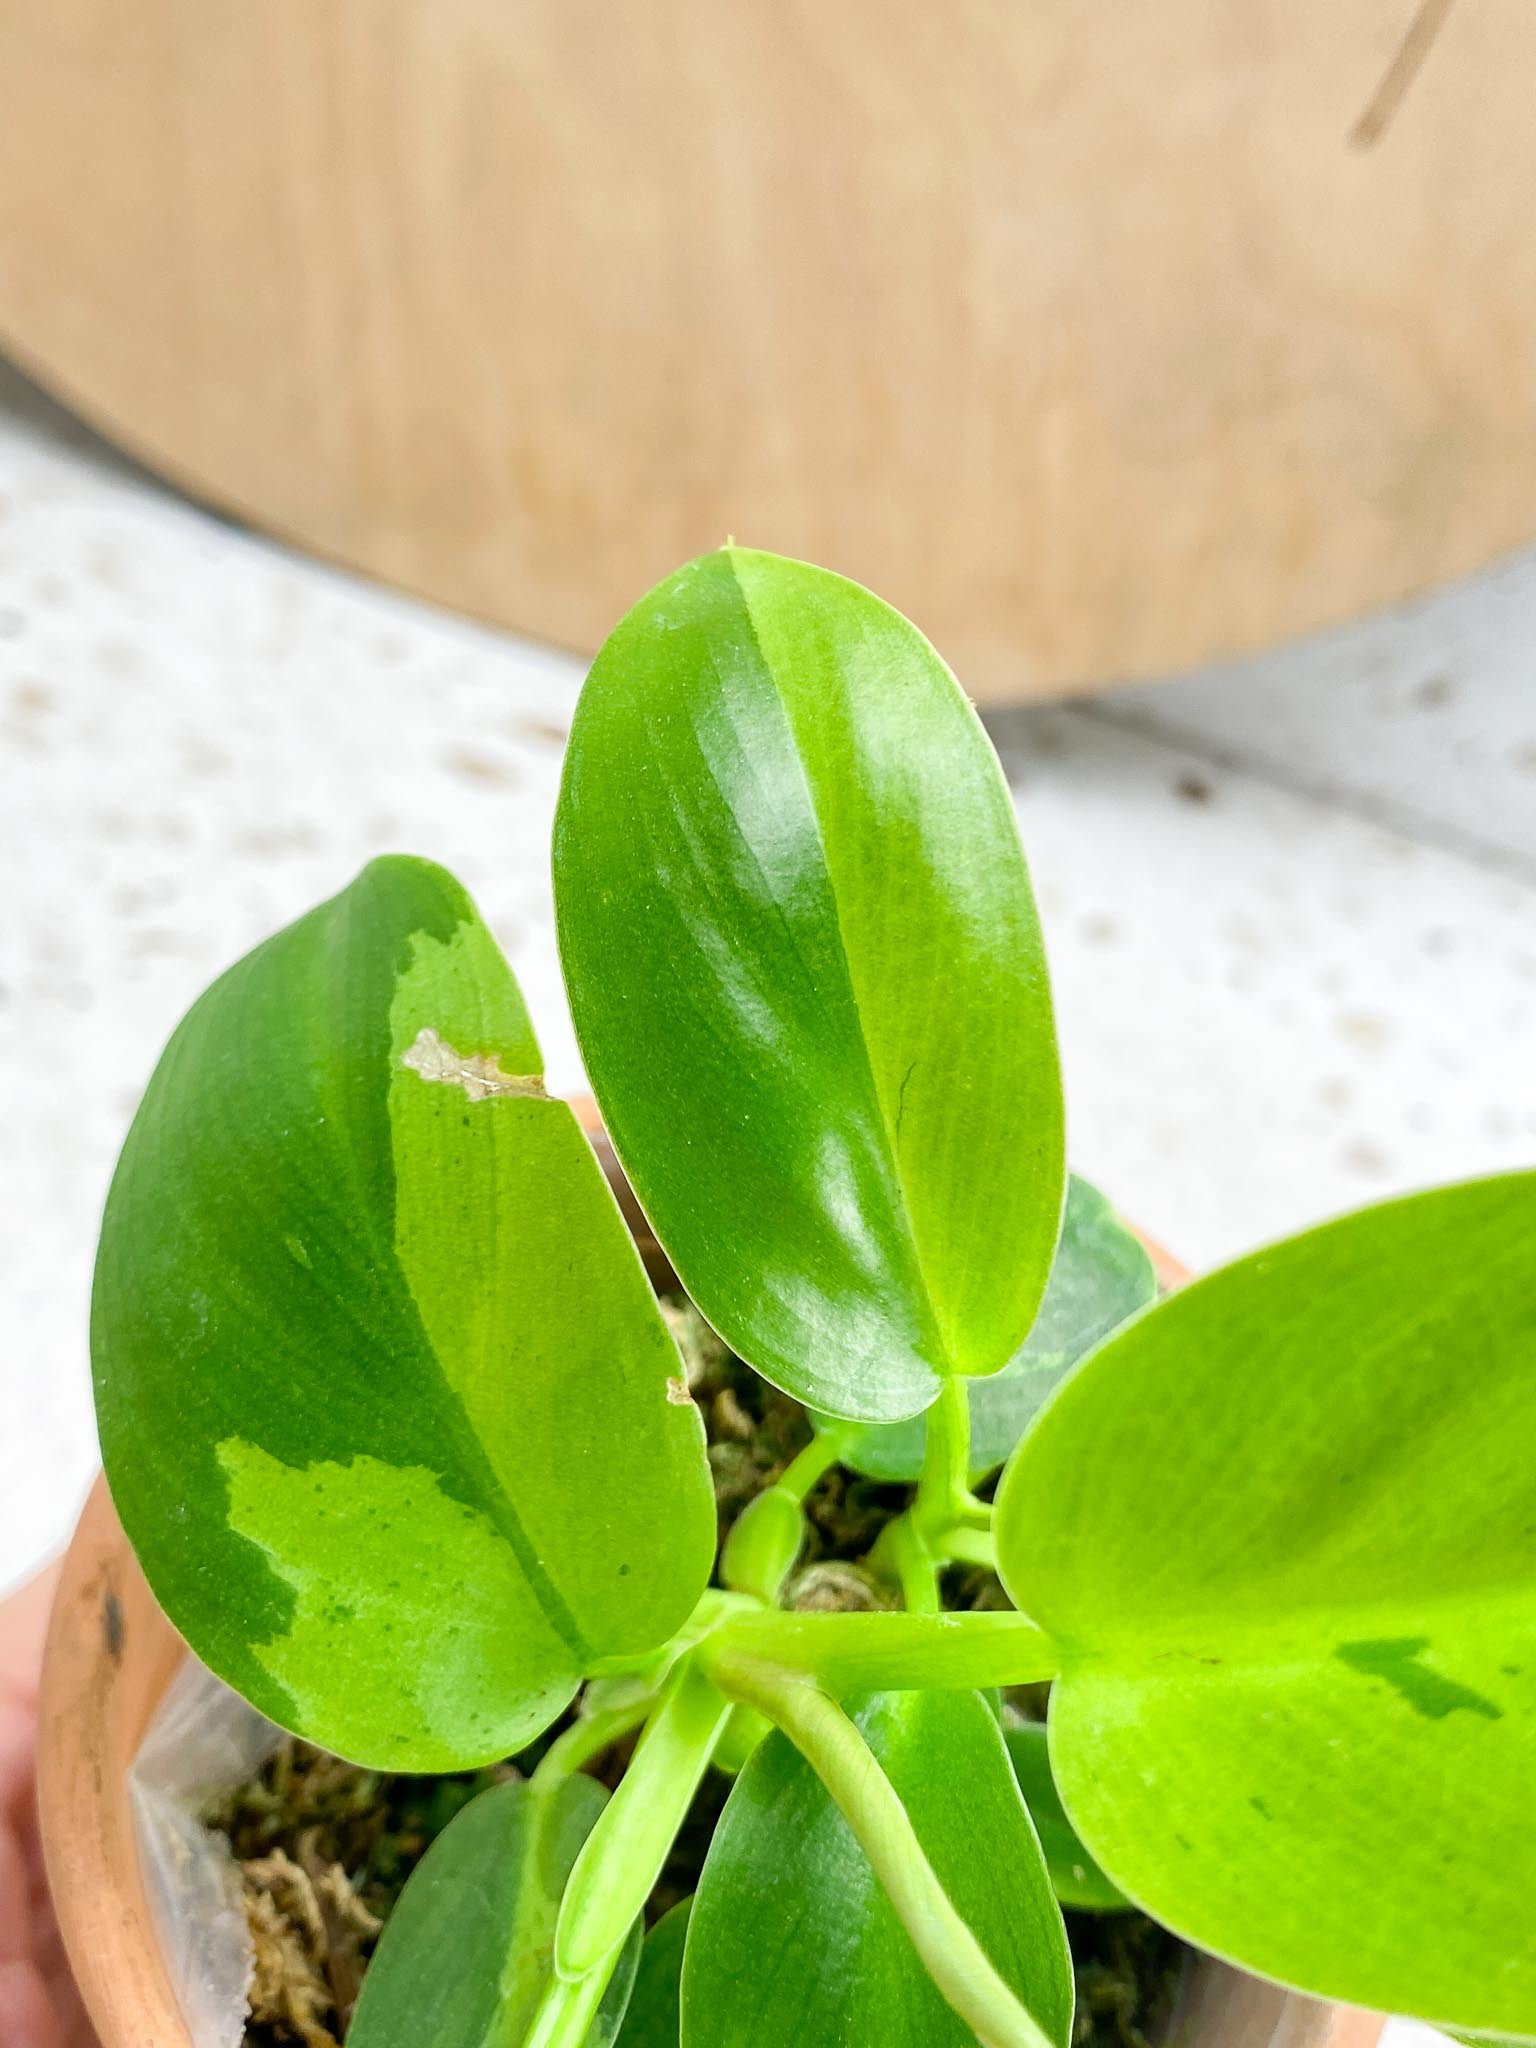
[400,1026,548,1104]
[665,1375,693,1406]
[659,1298,728,1390]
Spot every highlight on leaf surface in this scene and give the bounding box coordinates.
[348,1775,640,2048]
[554,547,1064,1425]
[92,856,716,1770]
[681,1688,1074,2048]
[825,1174,1157,1482]
[995,1172,1536,2036]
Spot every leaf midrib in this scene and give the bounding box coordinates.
[723,549,950,1380]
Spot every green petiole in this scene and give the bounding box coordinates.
[583,1586,757,1682]
[518,1958,618,2048]
[777,1429,851,1503]
[704,1606,1061,1693]
[872,1510,942,1614]
[872,1375,997,1609]
[531,1695,655,1789]
[720,1487,806,1605]
[914,1379,978,1537]
[711,1653,1057,2048]
[939,1524,999,1571]
[553,1657,733,1981]
[721,1428,852,1604]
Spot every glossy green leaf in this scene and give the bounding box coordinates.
[554,548,1063,1423]
[709,1607,1058,1695]
[1003,1721,1129,1913]
[349,1775,640,2048]
[681,1688,1073,2047]
[615,1900,690,2048]
[995,1174,1536,2036]
[827,1175,1156,1480]
[93,857,715,1769]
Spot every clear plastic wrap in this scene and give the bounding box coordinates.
[130,1654,279,2048]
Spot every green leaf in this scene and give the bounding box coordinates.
[709,1607,1059,1695]
[994,1173,1536,2036]
[616,1900,690,2047]
[554,548,1063,1423]
[348,1775,641,2048]
[827,1175,1156,1480]
[1002,1721,1129,1913]
[93,857,715,1769]
[681,1688,1074,2047]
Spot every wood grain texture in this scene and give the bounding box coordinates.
[0,2,1532,696]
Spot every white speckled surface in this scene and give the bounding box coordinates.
[1,362,1529,2048]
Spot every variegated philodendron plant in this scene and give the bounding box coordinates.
[93,551,1535,2048]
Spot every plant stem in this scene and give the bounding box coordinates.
[520,1957,616,2048]
[553,1655,732,1980]
[917,1378,974,1531]
[713,1656,1055,2048]
[705,1606,1060,1693]
[869,1377,992,1606]
[584,1586,756,1681]
[914,1376,993,1540]
[777,1428,847,1503]
[872,1510,941,1613]
[721,1428,854,1602]
[939,1523,998,1571]
[721,1486,806,1603]
[531,1695,653,1788]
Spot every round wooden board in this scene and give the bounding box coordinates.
[0,2,1532,697]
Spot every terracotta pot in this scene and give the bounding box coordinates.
[38,1113,1386,2048]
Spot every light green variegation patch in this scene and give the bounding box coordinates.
[996,1172,1536,2037]
[94,857,716,1768]
[384,920,707,1661]
[219,1443,575,1769]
